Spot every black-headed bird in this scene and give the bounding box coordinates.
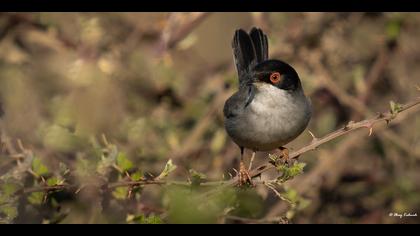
[223,27,312,185]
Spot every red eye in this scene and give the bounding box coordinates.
[270,72,281,84]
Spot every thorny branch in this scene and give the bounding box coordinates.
[3,97,419,196]
[247,97,420,180]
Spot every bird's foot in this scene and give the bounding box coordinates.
[279,147,292,165]
[237,161,255,187]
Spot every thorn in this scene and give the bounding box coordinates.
[42,193,48,204]
[308,130,316,138]
[368,127,373,136]
[308,130,318,143]
[41,176,47,183]
[75,186,83,194]
[127,187,133,199]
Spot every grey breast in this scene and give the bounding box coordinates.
[224,83,311,151]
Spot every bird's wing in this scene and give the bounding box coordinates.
[223,85,255,119]
[232,29,257,86]
[249,27,269,63]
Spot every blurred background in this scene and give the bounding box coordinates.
[0,12,419,224]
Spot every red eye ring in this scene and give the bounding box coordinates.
[269,72,281,84]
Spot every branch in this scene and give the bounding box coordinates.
[305,47,419,156]
[20,175,234,195]
[5,97,420,199]
[248,97,420,179]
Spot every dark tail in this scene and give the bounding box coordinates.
[232,27,269,86]
[249,27,268,63]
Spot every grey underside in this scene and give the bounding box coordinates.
[224,83,312,151]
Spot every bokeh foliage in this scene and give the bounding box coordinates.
[0,13,419,224]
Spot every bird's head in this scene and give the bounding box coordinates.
[250,59,302,92]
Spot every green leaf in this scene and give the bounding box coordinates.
[283,188,299,204]
[112,186,129,200]
[277,162,306,183]
[189,169,207,186]
[268,154,281,167]
[282,187,311,220]
[156,159,177,180]
[390,100,403,115]
[31,157,49,177]
[116,152,134,173]
[126,214,163,224]
[46,177,64,187]
[386,16,403,41]
[286,209,295,220]
[28,192,45,205]
[130,170,143,181]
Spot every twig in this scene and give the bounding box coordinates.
[7,98,420,202]
[266,98,420,217]
[289,97,420,159]
[195,95,419,196]
[21,178,233,195]
[308,49,418,157]
[248,97,420,179]
[23,185,70,194]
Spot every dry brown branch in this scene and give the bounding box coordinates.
[248,97,420,179]
[9,97,420,197]
[266,97,420,217]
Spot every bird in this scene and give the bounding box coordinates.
[223,27,312,186]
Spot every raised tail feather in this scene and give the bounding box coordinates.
[232,27,269,86]
[249,27,269,63]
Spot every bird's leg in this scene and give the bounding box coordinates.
[238,147,254,187]
[279,146,290,165]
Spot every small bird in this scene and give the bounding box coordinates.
[223,27,312,185]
